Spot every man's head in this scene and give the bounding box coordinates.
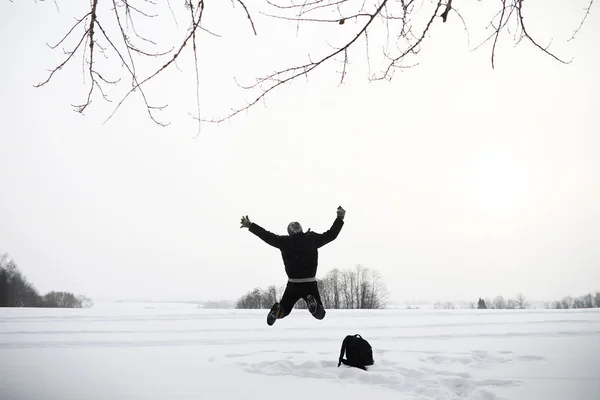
[287,221,303,235]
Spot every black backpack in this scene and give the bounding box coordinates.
[337,334,374,371]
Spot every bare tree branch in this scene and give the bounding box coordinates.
[167,0,180,27]
[491,0,507,69]
[123,0,158,45]
[189,0,204,137]
[338,48,349,85]
[451,7,470,48]
[266,0,330,11]
[199,25,222,38]
[471,5,516,58]
[440,0,452,23]
[46,12,92,50]
[103,0,206,125]
[302,0,348,16]
[96,20,168,126]
[260,11,373,23]
[568,0,594,42]
[30,0,595,127]
[35,27,90,88]
[72,0,99,114]
[235,0,258,35]
[204,0,391,123]
[376,1,443,81]
[123,1,158,18]
[516,0,572,65]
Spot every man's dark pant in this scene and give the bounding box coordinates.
[278,281,325,320]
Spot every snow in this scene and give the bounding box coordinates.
[1,303,599,400]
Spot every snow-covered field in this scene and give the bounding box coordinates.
[1,302,599,400]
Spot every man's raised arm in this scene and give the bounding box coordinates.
[241,215,281,248]
[314,206,346,248]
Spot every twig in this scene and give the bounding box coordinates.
[103,0,206,125]
[199,25,222,38]
[568,0,594,42]
[516,0,572,64]
[205,0,390,123]
[266,0,327,11]
[46,12,92,50]
[338,48,349,85]
[96,20,168,126]
[167,0,180,28]
[236,0,258,35]
[377,0,443,81]
[35,28,90,88]
[302,0,347,16]
[471,5,515,53]
[260,11,373,23]
[451,7,470,48]
[491,0,507,69]
[189,0,204,137]
[112,0,137,85]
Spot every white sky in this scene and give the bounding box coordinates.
[0,0,598,304]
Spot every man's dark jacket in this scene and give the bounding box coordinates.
[249,217,344,279]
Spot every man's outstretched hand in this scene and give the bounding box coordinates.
[240,215,251,229]
[337,206,346,220]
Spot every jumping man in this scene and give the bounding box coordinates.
[240,206,346,325]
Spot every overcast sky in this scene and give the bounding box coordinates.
[0,1,598,304]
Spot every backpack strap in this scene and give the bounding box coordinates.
[337,335,351,367]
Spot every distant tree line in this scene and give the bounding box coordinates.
[474,293,600,310]
[236,265,388,310]
[236,285,279,309]
[473,293,529,309]
[543,293,600,310]
[0,253,93,308]
[431,292,600,310]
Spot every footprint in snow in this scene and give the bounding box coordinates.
[238,356,521,399]
[421,350,545,369]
